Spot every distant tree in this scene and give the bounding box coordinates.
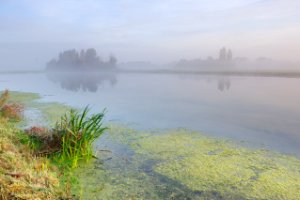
[219,47,233,61]
[85,48,97,60]
[80,49,85,62]
[227,49,233,61]
[219,47,226,61]
[108,55,117,67]
[206,56,214,61]
[84,48,98,66]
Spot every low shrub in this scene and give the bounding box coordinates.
[1,103,24,121]
[26,126,51,137]
[23,126,61,154]
[0,90,24,121]
[0,89,9,107]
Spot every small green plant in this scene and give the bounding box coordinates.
[54,107,107,167]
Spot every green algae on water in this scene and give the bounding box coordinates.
[75,125,300,200]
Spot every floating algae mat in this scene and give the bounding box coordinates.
[74,125,300,200]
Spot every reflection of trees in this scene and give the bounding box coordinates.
[217,78,231,91]
[47,72,117,92]
[177,74,231,92]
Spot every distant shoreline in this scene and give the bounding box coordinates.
[118,69,300,78]
[1,68,300,78]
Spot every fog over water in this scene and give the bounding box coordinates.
[1,1,300,154]
[1,72,300,156]
[1,0,300,70]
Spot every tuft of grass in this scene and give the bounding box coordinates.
[53,107,107,168]
[21,107,107,169]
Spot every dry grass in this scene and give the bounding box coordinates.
[0,90,73,199]
[0,118,73,199]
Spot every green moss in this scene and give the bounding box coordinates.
[8,91,40,104]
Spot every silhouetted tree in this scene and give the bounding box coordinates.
[219,47,227,61]
[227,49,233,61]
[108,55,117,67]
[219,47,233,61]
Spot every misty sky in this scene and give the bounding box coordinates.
[0,0,300,69]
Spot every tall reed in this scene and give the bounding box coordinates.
[54,107,106,167]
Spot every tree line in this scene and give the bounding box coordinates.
[47,48,117,71]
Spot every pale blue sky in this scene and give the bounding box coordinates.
[0,0,300,69]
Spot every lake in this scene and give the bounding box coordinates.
[1,71,300,156]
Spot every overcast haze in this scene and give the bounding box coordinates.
[1,0,300,70]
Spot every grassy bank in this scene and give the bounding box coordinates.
[0,115,70,199]
[0,91,106,199]
[0,91,75,199]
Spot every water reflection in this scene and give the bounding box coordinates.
[2,72,300,155]
[46,71,117,92]
[217,78,231,91]
[178,74,231,91]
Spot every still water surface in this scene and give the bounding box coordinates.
[0,72,300,156]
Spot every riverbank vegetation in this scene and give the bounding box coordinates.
[0,90,106,199]
[0,90,23,122]
[0,91,69,199]
[27,107,106,168]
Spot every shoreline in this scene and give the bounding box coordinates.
[1,68,300,78]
